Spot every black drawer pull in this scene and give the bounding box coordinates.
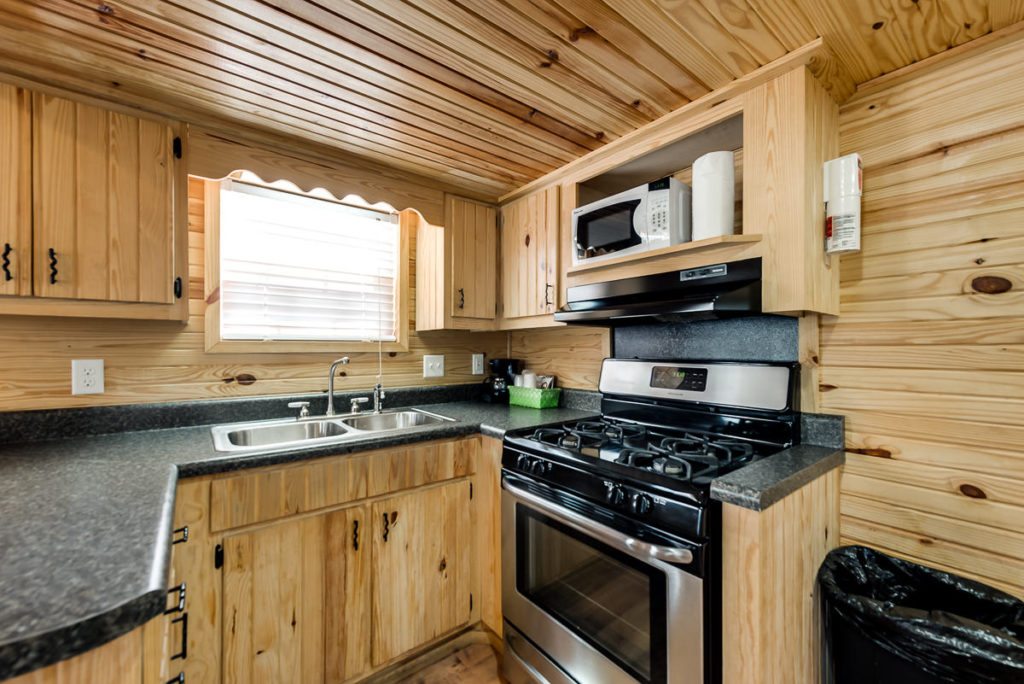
[170,612,188,660]
[457,287,465,309]
[164,581,186,615]
[544,283,553,306]
[171,526,189,544]
[352,519,359,551]
[48,248,58,284]
[2,243,11,281]
[167,673,184,684]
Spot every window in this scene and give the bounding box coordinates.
[205,177,409,352]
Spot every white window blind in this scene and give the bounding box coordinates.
[219,181,400,342]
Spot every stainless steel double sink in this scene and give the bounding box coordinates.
[210,408,454,453]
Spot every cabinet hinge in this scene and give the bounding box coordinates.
[214,543,224,569]
[172,136,183,159]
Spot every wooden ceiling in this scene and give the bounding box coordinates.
[0,1,1021,198]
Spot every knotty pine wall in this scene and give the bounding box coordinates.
[821,32,1024,598]
[0,177,608,411]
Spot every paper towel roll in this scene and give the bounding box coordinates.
[692,151,735,241]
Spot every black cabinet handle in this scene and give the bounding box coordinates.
[172,526,189,544]
[170,612,188,660]
[544,283,553,307]
[382,513,390,542]
[48,248,58,284]
[457,288,465,309]
[352,519,359,551]
[2,243,11,282]
[164,581,186,615]
[167,673,184,684]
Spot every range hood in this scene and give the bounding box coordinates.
[555,257,761,325]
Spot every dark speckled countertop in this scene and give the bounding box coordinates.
[0,399,598,680]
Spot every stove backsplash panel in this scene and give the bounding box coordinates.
[612,315,798,362]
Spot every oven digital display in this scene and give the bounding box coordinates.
[650,366,708,392]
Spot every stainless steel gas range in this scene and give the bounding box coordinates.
[500,358,800,684]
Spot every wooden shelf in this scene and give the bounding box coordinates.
[567,234,762,275]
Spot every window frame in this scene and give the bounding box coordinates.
[202,178,410,354]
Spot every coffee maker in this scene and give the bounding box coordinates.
[482,358,522,403]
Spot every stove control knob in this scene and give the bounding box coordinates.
[632,494,653,515]
[530,459,547,475]
[516,455,530,471]
[606,485,626,507]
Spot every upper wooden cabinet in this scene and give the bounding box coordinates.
[415,195,497,331]
[0,84,31,298]
[33,93,176,304]
[499,185,559,326]
[0,83,187,320]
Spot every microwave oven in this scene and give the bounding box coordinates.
[571,177,691,266]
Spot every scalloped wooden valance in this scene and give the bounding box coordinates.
[187,128,445,224]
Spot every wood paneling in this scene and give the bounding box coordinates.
[721,470,839,684]
[0,83,30,298]
[6,627,143,684]
[0,177,508,411]
[819,33,1024,598]
[508,326,610,390]
[1,3,1017,196]
[32,92,175,304]
[743,66,839,315]
[475,436,503,637]
[371,480,474,666]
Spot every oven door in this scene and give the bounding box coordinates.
[502,475,705,684]
[573,197,646,264]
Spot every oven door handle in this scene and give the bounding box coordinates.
[503,480,694,566]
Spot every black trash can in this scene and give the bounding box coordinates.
[818,545,1024,684]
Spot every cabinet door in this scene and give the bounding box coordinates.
[32,93,175,303]
[447,195,496,320]
[500,185,559,319]
[371,480,473,666]
[222,505,371,684]
[0,84,31,297]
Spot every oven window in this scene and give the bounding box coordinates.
[576,200,642,257]
[516,506,667,683]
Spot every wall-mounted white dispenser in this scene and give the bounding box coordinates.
[692,150,735,241]
[823,153,863,254]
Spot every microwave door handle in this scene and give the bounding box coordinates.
[503,480,694,566]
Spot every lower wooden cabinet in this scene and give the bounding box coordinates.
[221,505,371,684]
[371,480,473,666]
[143,436,483,684]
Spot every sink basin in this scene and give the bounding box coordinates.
[211,409,454,452]
[340,409,450,432]
[217,419,349,450]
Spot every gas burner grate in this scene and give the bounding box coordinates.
[532,427,606,451]
[570,420,647,443]
[616,448,694,480]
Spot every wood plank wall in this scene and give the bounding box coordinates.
[0,178,608,411]
[821,33,1024,598]
[0,178,507,411]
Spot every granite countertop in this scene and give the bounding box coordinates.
[0,400,599,680]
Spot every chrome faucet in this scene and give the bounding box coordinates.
[325,357,350,416]
[373,382,386,414]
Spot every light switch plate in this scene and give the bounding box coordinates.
[72,359,105,395]
[423,354,445,378]
[471,353,485,375]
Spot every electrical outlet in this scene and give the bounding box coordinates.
[471,353,485,375]
[423,354,445,378]
[71,359,105,395]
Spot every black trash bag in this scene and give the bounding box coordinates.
[818,545,1024,684]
